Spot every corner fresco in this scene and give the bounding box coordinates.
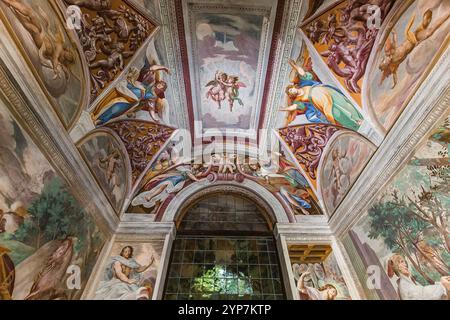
[77,129,131,215]
[289,244,351,300]
[281,58,364,132]
[0,0,87,129]
[318,131,375,215]
[343,115,450,300]
[367,0,450,131]
[90,45,171,127]
[61,0,156,103]
[302,0,394,104]
[0,101,105,300]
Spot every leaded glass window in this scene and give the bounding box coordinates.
[164,236,284,300]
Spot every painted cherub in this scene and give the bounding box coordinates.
[206,71,228,109]
[2,0,75,80]
[223,76,246,112]
[379,9,450,88]
[206,71,245,111]
[98,148,122,188]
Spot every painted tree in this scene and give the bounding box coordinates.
[407,132,450,253]
[368,117,449,285]
[368,187,449,285]
[368,198,435,284]
[13,177,87,249]
[11,177,103,298]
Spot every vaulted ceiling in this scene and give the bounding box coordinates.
[2,0,448,222]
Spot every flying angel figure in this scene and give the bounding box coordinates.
[93,58,169,125]
[205,71,246,112]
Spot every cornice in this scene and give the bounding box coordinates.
[158,0,190,130]
[275,222,333,241]
[116,221,176,239]
[262,0,305,136]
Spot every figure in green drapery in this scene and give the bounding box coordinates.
[280,59,364,131]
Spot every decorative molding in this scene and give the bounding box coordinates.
[257,0,287,132]
[174,0,196,137]
[330,47,450,237]
[154,232,175,299]
[262,0,305,139]
[275,219,332,239]
[161,179,290,223]
[128,0,163,25]
[158,0,190,130]
[115,222,175,238]
[275,224,333,241]
[70,111,96,143]
[276,235,299,300]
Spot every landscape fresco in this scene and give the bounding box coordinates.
[78,130,130,215]
[0,0,85,128]
[94,241,164,300]
[0,102,105,300]
[368,0,450,131]
[343,115,450,300]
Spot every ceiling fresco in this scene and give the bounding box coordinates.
[1,0,448,222]
[2,0,450,304]
[61,0,156,103]
[302,0,394,100]
[128,149,323,217]
[367,0,450,132]
[180,0,279,139]
[0,0,88,129]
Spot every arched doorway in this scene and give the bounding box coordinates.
[163,192,286,300]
